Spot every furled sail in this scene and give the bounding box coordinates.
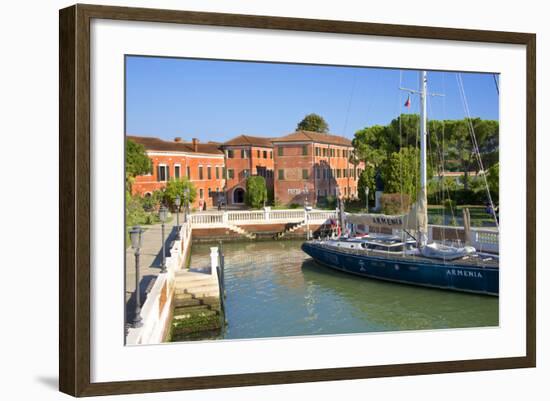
[345,191,427,234]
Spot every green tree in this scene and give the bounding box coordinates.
[352,125,388,168]
[486,162,499,199]
[352,115,498,200]
[381,147,422,202]
[126,139,152,177]
[385,114,421,152]
[357,165,376,206]
[245,176,268,208]
[445,118,499,190]
[296,113,329,133]
[164,178,197,210]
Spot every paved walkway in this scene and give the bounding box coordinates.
[125,219,179,323]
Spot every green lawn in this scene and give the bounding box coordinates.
[342,202,497,227]
[428,205,497,227]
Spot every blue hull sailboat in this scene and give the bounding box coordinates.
[301,238,499,296]
[302,71,499,296]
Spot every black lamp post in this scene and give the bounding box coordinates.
[175,195,181,240]
[129,225,144,328]
[159,205,168,273]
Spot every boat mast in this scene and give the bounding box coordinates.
[418,71,428,246]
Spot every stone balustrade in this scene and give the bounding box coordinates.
[126,222,192,345]
[189,208,338,228]
[428,224,499,254]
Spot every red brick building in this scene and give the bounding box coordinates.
[128,136,225,210]
[272,131,363,206]
[221,135,274,205]
[129,131,362,209]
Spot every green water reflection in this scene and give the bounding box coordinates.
[188,240,498,340]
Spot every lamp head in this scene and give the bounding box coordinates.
[129,226,143,249]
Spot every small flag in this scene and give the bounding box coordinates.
[404,95,411,108]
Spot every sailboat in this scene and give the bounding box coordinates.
[301,71,499,296]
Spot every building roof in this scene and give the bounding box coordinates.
[223,135,273,148]
[272,130,352,146]
[127,135,224,156]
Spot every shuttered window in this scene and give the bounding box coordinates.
[157,165,168,182]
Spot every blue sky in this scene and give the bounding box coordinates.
[125,56,499,142]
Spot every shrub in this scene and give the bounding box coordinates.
[380,193,411,215]
[443,198,456,212]
[288,203,301,209]
[429,189,491,206]
[325,195,337,210]
[431,214,444,225]
[141,190,164,211]
[126,191,148,227]
[145,213,159,225]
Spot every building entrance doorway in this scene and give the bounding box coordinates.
[233,188,245,204]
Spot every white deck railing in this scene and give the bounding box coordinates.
[190,208,338,228]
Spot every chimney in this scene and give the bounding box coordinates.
[192,138,199,152]
[174,137,182,143]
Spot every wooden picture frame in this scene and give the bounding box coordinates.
[59,3,536,397]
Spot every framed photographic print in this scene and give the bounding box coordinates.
[59,3,536,397]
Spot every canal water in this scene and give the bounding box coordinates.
[186,240,498,341]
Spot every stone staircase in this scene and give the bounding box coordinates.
[170,270,223,341]
[275,220,307,239]
[225,223,256,239]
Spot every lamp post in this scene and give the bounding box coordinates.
[175,195,181,240]
[364,186,369,213]
[159,205,168,273]
[129,226,144,328]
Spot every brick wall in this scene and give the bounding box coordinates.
[132,152,225,209]
[273,142,362,206]
[224,145,274,205]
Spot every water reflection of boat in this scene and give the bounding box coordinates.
[300,259,499,330]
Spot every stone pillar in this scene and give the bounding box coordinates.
[210,247,219,279]
[222,211,228,225]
